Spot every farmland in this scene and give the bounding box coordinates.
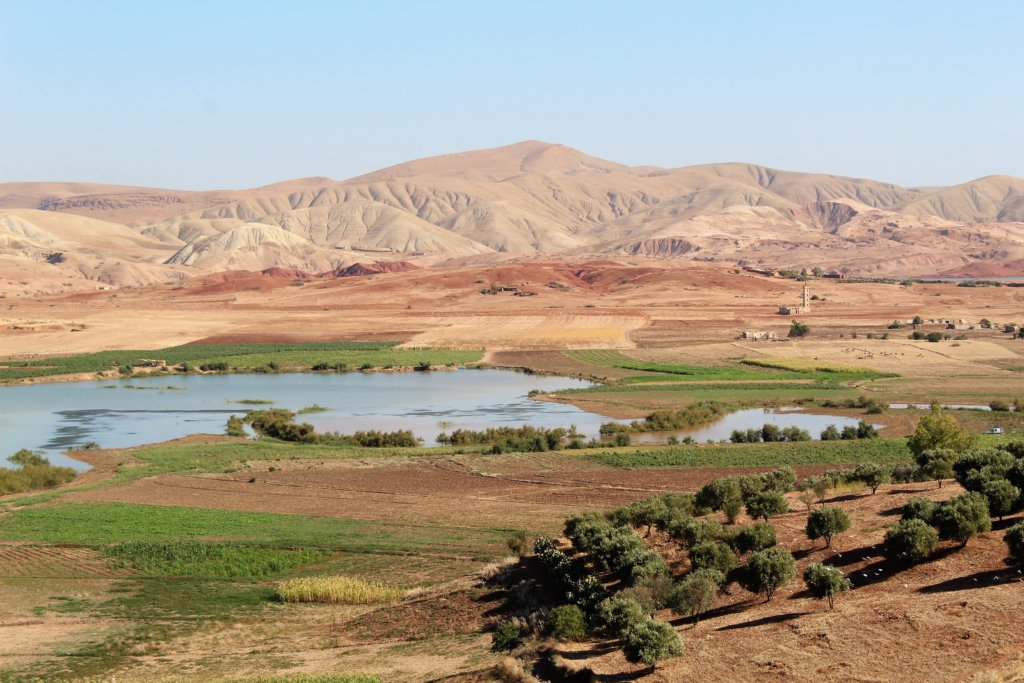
[0,342,482,382]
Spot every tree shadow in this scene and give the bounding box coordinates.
[820,542,884,569]
[597,669,653,682]
[555,641,620,660]
[878,505,903,517]
[919,566,1024,593]
[716,611,810,631]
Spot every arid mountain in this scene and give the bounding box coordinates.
[2,141,1023,292]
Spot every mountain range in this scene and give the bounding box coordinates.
[2,140,1023,294]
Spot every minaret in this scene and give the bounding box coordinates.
[803,284,810,310]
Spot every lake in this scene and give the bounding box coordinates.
[0,370,601,470]
[0,370,882,471]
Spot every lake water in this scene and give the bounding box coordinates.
[633,407,875,444]
[0,370,602,470]
[0,370,883,472]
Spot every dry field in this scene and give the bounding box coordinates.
[3,261,1024,358]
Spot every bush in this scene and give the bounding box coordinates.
[547,605,587,641]
[621,618,684,667]
[932,492,991,547]
[491,620,525,652]
[745,491,789,521]
[803,563,851,610]
[806,507,851,548]
[884,519,938,563]
[668,569,722,623]
[1005,522,1024,564]
[789,320,810,338]
[740,547,796,601]
[506,530,530,558]
[901,497,937,523]
[820,425,841,441]
[226,415,246,437]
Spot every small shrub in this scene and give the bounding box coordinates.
[491,619,525,652]
[1005,522,1024,564]
[621,618,684,667]
[547,604,587,641]
[901,497,936,524]
[884,519,938,564]
[668,569,722,624]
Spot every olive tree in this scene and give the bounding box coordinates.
[915,448,957,487]
[884,519,938,564]
[621,618,684,668]
[806,506,851,548]
[668,569,723,624]
[803,563,851,610]
[745,491,789,522]
[733,521,777,554]
[901,497,936,524]
[982,478,1021,520]
[740,547,796,601]
[852,463,890,494]
[1005,522,1024,564]
[689,540,737,577]
[932,492,991,547]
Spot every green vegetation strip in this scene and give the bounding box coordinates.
[0,341,482,381]
[587,438,913,469]
[0,502,511,557]
[565,350,894,382]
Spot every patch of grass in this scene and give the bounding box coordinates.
[0,502,512,558]
[230,398,275,405]
[587,438,914,469]
[104,541,330,579]
[0,342,482,381]
[275,575,404,604]
[296,403,329,414]
[740,357,895,378]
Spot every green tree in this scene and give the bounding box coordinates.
[788,320,810,338]
[689,541,737,577]
[547,605,587,641]
[802,563,851,610]
[1005,522,1024,564]
[852,463,890,494]
[884,519,938,563]
[901,497,936,524]
[915,448,957,488]
[740,547,796,601]
[907,406,977,457]
[594,596,650,636]
[806,507,851,548]
[932,492,991,547]
[745,491,789,522]
[621,618,684,668]
[981,478,1020,521]
[733,521,777,554]
[668,569,723,624]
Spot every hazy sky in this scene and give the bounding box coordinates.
[2,0,1022,189]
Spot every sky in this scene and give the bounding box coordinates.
[1,0,1022,189]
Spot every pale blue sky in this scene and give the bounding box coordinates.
[1,0,1021,189]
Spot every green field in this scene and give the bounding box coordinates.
[0,342,483,382]
[566,350,895,382]
[587,432,1017,469]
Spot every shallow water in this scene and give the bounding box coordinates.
[0,370,602,470]
[633,408,875,444]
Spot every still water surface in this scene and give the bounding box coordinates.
[0,370,879,471]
